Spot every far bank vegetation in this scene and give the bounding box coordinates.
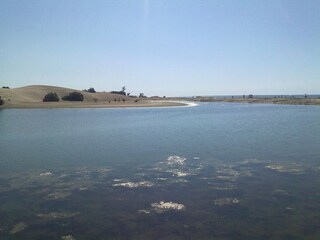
[43,92,60,102]
[83,87,96,93]
[62,92,84,101]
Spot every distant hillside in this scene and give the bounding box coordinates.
[0,85,132,106]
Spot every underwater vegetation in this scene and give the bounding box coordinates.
[0,156,320,239]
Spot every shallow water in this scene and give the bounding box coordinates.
[0,103,320,239]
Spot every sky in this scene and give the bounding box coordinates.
[1,0,319,96]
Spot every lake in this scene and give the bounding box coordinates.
[1,102,320,239]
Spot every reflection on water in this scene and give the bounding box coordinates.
[1,155,320,239]
[1,103,320,239]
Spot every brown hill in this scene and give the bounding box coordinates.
[0,85,185,109]
[0,85,133,107]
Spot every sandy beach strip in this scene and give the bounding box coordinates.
[1,100,188,109]
[166,97,320,106]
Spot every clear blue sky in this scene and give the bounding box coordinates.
[1,0,319,96]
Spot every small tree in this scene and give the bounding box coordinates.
[0,96,4,105]
[62,92,84,101]
[87,88,96,93]
[139,93,146,98]
[43,92,59,102]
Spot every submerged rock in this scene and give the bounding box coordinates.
[167,169,191,177]
[112,181,153,188]
[216,167,240,180]
[214,198,240,206]
[40,172,53,177]
[238,159,262,165]
[167,156,187,165]
[96,168,111,173]
[10,222,27,234]
[45,190,71,200]
[138,209,151,214]
[37,212,79,220]
[62,235,76,240]
[266,164,304,174]
[151,201,185,213]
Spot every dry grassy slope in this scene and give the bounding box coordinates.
[0,85,132,104]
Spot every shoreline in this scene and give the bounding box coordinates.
[1,97,320,109]
[1,100,188,109]
[1,85,319,109]
[165,97,320,106]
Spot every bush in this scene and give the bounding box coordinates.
[2,86,10,89]
[62,92,84,101]
[0,96,4,105]
[111,91,126,96]
[87,88,96,93]
[83,88,96,93]
[43,92,59,102]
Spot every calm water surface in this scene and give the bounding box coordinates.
[0,103,320,239]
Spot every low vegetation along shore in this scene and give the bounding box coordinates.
[1,85,319,109]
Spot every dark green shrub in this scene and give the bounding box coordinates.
[62,92,84,101]
[83,88,96,93]
[43,92,59,102]
[0,96,4,105]
[87,88,96,93]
